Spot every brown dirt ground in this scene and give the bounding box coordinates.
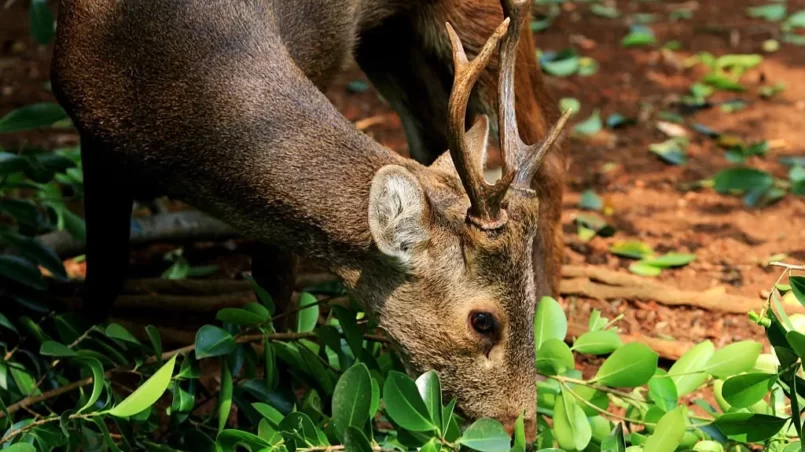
[2,0,805,382]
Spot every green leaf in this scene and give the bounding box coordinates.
[574,108,602,136]
[669,340,714,396]
[332,362,373,441]
[629,261,663,277]
[541,51,580,77]
[721,372,777,408]
[714,412,787,442]
[10,365,37,397]
[218,362,232,433]
[648,371,678,412]
[161,256,190,280]
[786,330,805,361]
[593,342,658,387]
[640,253,696,268]
[216,307,267,326]
[610,240,654,259]
[107,354,177,417]
[333,306,363,356]
[383,371,435,432]
[587,309,607,332]
[279,411,327,446]
[244,274,275,315]
[420,438,443,452]
[0,103,67,133]
[0,231,66,280]
[40,340,77,357]
[533,296,567,351]
[415,370,443,432]
[572,330,622,355]
[702,73,746,91]
[643,406,686,452]
[573,385,610,416]
[554,387,592,450]
[194,325,236,359]
[0,254,46,290]
[217,430,272,450]
[29,0,54,44]
[5,445,36,452]
[264,339,277,390]
[59,206,87,242]
[252,402,284,428]
[790,276,805,306]
[295,292,319,333]
[75,357,105,413]
[622,25,656,47]
[703,340,762,378]
[442,398,457,438]
[601,423,626,452]
[713,167,773,193]
[692,440,725,452]
[747,4,787,21]
[535,339,575,375]
[344,427,373,452]
[579,189,602,211]
[171,380,196,414]
[511,412,526,452]
[105,323,142,346]
[785,9,805,30]
[458,418,511,452]
[0,152,30,175]
[370,371,381,418]
[0,313,17,333]
[559,97,581,115]
[649,138,688,166]
[591,4,620,18]
[145,325,163,365]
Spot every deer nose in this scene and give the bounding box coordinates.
[502,416,537,443]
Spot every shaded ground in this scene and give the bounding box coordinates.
[2,0,805,376]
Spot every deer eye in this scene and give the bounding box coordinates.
[470,312,497,335]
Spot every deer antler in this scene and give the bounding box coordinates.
[444,0,572,230]
[496,0,572,189]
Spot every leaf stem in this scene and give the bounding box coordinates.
[0,411,98,444]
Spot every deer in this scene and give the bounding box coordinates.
[50,0,568,440]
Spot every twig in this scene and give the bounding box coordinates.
[0,331,316,420]
[769,262,805,271]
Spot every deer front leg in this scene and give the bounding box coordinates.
[249,243,298,332]
[79,137,135,324]
[355,0,566,298]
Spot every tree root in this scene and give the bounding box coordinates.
[38,211,237,258]
[560,264,804,315]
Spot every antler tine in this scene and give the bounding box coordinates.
[496,0,530,179]
[496,0,572,189]
[445,18,511,228]
[513,108,573,186]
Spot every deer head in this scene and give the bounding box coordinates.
[361,0,571,439]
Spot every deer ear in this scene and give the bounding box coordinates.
[429,115,490,176]
[368,165,430,266]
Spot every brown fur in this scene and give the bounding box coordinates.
[51,0,564,439]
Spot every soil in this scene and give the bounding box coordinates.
[2,0,805,387]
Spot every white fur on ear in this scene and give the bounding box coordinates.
[368,165,430,267]
[429,114,490,176]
